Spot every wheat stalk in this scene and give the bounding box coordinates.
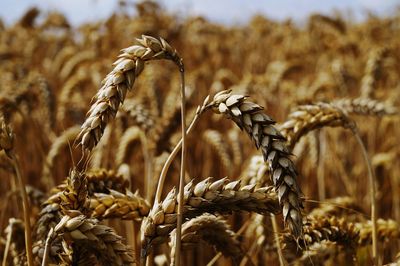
[0,118,33,266]
[41,125,80,189]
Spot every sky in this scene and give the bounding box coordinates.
[1,0,399,26]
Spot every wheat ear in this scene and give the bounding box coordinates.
[332,97,398,116]
[360,47,388,98]
[77,35,182,151]
[202,129,233,175]
[89,189,150,220]
[141,177,280,256]
[206,90,303,237]
[170,213,244,265]
[279,102,379,261]
[279,102,354,151]
[51,210,135,265]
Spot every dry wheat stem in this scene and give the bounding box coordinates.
[41,125,80,189]
[352,126,378,263]
[10,156,33,266]
[115,126,142,166]
[317,130,326,201]
[207,90,303,237]
[41,228,54,266]
[271,213,287,266]
[175,69,186,266]
[1,120,33,266]
[154,95,210,203]
[2,219,14,266]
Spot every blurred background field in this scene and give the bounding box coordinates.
[1,0,400,265]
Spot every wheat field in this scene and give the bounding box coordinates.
[1,2,400,265]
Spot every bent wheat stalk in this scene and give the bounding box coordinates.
[154,95,210,203]
[279,101,380,262]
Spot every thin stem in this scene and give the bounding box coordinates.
[41,228,54,266]
[352,127,378,264]
[317,130,326,200]
[2,220,13,266]
[126,176,137,263]
[154,100,208,203]
[10,153,33,266]
[175,70,186,266]
[140,132,154,202]
[271,214,287,266]
[207,220,250,266]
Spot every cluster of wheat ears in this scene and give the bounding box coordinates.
[1,2,400,265]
